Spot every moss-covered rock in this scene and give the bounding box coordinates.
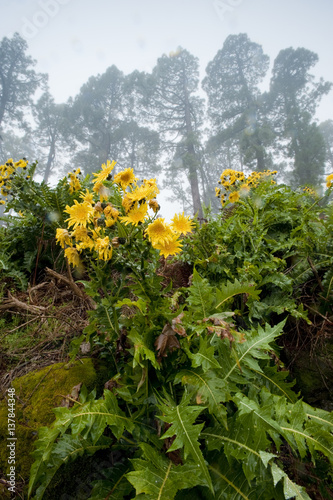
[0,358,97,496]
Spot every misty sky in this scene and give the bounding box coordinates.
[1,0,333,217]
[2,0,333,122]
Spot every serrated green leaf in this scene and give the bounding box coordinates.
[29,434,111,500]
[234,392,282,445]
[303,402,333,432]
[270,463,311,499]
[215,279,260,310]
[185,337,221,371]
[221,320,286,381]
[127,443,205,499]
[259,451,277,468]
[251,366,298,403]
[128,328,159,369]
[158,395,213,493]
[174,369,228,425]
[186,268,215,319]
[203,413,271,482]
[115,297,148,314]
[209,454,275,499]
[52,389,134,442]
[29,390,135,498]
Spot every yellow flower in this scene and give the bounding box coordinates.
[71,226,89,242]
[124,179,160,208]
[93,182,109,202]
[229,191,240,203]
[105,217,116,228]
[69,177,81,194]
[92,160,116,185]
[326,173,333,188]
[303,186,316,196]
[122,194,135,213]
[64,200,94,229]
[146,218,173,245]
[56,228,72,248]
[220,169,245,187]
[94,236,113,261]
[114,168,138,190]
[148,199,160,213]
[170,212,194,235]
[143,178,160,199]
[154,234,183,258]
[65,247,81,268]
[126,184,151,203]
[120,202,148,226]
[90,227,102,240]
[72,226,94,250]
[104,205,119,219]
[239,184,250,197]
[80,189,95,204]
[14,159,28,169]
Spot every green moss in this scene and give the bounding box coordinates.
[0,358,97,489]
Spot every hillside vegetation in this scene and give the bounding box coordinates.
[1,159,333,499]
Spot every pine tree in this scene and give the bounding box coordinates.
[203,34,272,172]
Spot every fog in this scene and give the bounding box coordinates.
[1,0,333,216]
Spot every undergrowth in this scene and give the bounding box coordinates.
[1,160,333,499]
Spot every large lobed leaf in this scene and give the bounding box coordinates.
[158,394,214,493]
[28,390,134,499]
[127,443,204,499]
[218,320,286,382]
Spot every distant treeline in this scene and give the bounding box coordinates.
[1,32,333,215]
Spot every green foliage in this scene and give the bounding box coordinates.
[127,443,204,499]
[0,159,88,287]
[181,179,333,324]
[27,258,333,500]
[0,166,329,499]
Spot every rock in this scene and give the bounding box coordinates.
[0,358,97,496]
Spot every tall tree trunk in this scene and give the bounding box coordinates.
[182,63,203,219]
[43,134,56,182]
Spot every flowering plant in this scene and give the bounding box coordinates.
[56,160,195,269]
[3,159,333,499]
[215,168,278,205]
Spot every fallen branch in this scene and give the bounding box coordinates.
[45,267,96,309]
[0,292,47,314]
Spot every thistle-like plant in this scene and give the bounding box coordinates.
[26,165,333,499]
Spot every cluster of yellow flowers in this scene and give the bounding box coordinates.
[56,161,194,267]
[303,186,317,196]
[68,168,82,194]
[0,158,28,204]
[215,169,277,205]
[326,173,333,188]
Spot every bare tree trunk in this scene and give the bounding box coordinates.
[182,62,203,219]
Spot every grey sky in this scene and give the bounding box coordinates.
[1,0,333,217]
[1,0,332,122]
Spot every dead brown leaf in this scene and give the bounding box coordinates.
[154,323,181,363]
[60,382,82,408]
